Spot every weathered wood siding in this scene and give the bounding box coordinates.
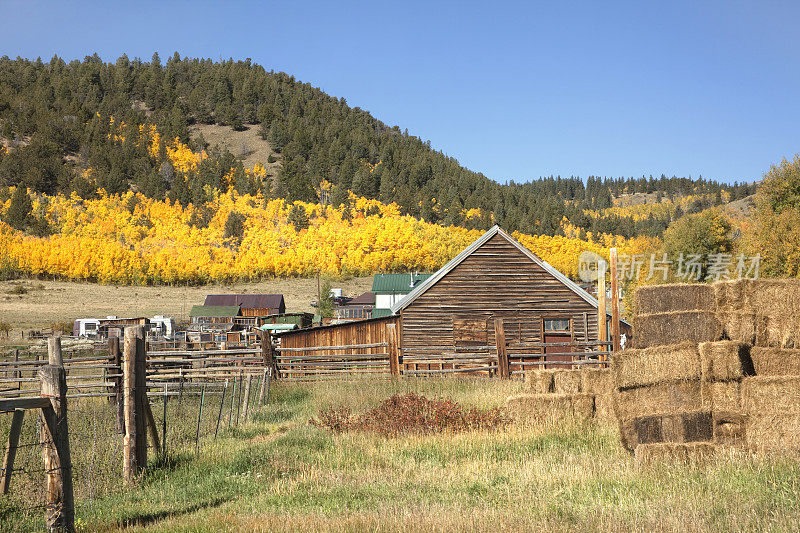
[400,234,604,362]
[278,316,396,354]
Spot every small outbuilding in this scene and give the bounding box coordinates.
[203,294,285,316]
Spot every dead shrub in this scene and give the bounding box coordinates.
[311,393,508,436]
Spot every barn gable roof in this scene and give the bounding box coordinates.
[204,294,284,309]
[390,225,625,323]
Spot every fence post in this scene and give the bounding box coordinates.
[494,319,509,379]
[109,337,124,433]
[386,323,400,377]
[242,374,252,422]
[47,337,62,367]
[260,330,278,379]
[13,349,20,390]
[39,364,74,533]
[610,247,621,354]
[597,261,607,364]
[123,326,147,484]
[1,408,25,494]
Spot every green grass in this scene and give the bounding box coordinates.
[2,378,800,531]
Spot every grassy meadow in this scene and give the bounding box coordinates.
[1,378,799,532]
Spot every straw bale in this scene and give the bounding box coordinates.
[741,376,800,416]
[630,411,713,446]
[505,393,595,423]
[618,418,637,452]
[713,280,746,313]
[709,381,741,412]
[753,315,800,348]
[613,381,708,421]
[613,342,700,390]
[745,415,800,452]
[699,341,753,381]
[750,347,800,376]
[633,311,721,349]
[523,369,556,393]
[635,283,715,315]
[716,312,757,345]
[660,411,713,443]
[634,442,716,466]
[713,412,746,446]
[580,368,614,395]
[553,369,582,394]
[743,279,800,319]
[594,394,615,421]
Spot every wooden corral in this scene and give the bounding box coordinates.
[276,316,399,379]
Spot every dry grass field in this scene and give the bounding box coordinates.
[2,378,797,532]
[0,276,373,335]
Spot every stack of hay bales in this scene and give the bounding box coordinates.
[505,366,615,423]
[615,279,800,459]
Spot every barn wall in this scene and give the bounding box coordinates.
[278,316,400,356]
[400,233,606,357]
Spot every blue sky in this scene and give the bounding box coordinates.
[1,1,797,184]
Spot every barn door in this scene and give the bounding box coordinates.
[542,316,574,369]
[453,317,490,374]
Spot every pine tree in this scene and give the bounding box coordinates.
[6,186,32,230]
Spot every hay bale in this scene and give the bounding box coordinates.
[594,393,615,421]
[709,381,741,412]
[742,376,800,416]
[713,412,746,446]
[661,411,713,443]
[634,442,716,466]
[743,279,800,319]
[553,370,582,394]
[699,341,753,381]
[754,315,800,348]
[580,368,614,395]
[613,342,701,390]
[633,311,721,349]
[750,347,800,376]
[746,415,800,452]
[633,411,713,445]
[714,280,746,313]
[613,381,708,421]
[614,381,710,419]
[523,369,556,393]
[505,393,594,423]
[717,312,757,345]
[635,283,715,315]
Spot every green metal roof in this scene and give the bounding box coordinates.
[189,305,241,318]
[371,273,432,294]
[371,308,394,318]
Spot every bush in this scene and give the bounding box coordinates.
[311,393,508,436]
[7,284,27,295]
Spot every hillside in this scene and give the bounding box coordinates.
[0,54,755,240]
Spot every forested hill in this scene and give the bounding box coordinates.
[0,53,755,238]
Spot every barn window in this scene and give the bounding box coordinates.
[543,318,571,333]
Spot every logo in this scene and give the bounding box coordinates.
[578,251,607,282]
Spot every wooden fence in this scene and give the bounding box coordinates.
[273,319,612,380]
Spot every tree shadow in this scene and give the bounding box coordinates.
[119,496,232,528]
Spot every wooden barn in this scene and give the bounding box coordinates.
[203,294,285,316]
[275,226,629,377]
